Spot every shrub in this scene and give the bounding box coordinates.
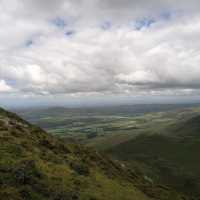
[13,160,42,185]
[0,120,5,126]
[53,191,79,200]
[70,162,90,176]
[0,187,22,200]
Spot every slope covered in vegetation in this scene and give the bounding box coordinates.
[0,108,186,200]
[107,115,200,199]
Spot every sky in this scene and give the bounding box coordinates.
[1,0,200,107]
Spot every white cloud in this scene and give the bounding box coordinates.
[0,80,13,92]
[1,0,200,102]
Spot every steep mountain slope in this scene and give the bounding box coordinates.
[107,115,200,198]
[0,108,185,200]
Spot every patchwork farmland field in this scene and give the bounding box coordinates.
[16,104,200,149]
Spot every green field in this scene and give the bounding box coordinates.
[16,104,200,149]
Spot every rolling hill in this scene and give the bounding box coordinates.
[0,107,186,200]
[107,115,200,198]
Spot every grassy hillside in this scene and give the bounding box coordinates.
[0,108,186,200]
[107,115,200,198]
[169,115,200,137]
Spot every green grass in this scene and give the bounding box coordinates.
[0,107,186,200]
[107,132,200,198]
[13,105,200,199]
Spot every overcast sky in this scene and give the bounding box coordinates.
[1,0,200,107]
